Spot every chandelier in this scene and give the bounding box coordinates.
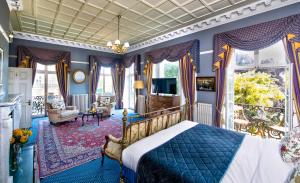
[107,15,129,54]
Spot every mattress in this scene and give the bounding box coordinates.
[122,121,293,183]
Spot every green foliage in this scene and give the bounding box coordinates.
[234,71,285,107]
[164,64,178,78]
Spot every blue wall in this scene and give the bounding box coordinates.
[127,3,300,122]
[9,39,121,95]
[0,0,10,98]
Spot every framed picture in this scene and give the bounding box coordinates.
[196,77,215,92]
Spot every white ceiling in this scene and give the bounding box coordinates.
[10,0,260,47]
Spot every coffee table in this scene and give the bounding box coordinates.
[81,110,103,126]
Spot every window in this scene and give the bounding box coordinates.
[225,41,294,139]
[124,64,135,109]
[32,63,61,116]
[152,60,180,95]
[233,41,287,69]
[96,67,114,95]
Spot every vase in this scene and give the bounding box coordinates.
[10,143,21,172]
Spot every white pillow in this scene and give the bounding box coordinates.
[251,139,294,183]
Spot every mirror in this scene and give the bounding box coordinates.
[72,70,86,84]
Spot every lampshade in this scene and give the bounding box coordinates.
[107,41,112,47]
[114,39,121,45]
[123,42,130,48]
[134,80,144,89]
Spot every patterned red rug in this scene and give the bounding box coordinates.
[37,116,122,178]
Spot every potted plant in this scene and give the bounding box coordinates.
[9,128,32,171]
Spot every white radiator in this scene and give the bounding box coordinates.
[193,103,213,125]
[72,94,89,113]
[137,95,145,115]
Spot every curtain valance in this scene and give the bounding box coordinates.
[123,54,140,68]
[213,14,300,70]
[145,39,199,68]
[17,46,71,105]
[89,55,121,71]
[18,46,71,67]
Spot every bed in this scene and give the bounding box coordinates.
[101,105,294,183]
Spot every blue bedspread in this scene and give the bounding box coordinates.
[136,124,245,183]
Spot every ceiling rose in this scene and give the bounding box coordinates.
[107,15,129,54]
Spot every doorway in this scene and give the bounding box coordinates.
[32,63,61,117]
[224,41,295,139]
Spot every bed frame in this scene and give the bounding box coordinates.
[101,102,192,183]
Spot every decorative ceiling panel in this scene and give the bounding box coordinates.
[11,0,265,47]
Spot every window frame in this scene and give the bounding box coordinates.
[96,67,114,95]
[234,42,288,70]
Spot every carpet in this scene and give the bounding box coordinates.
[37,116,122,178]
[41,158,120,183]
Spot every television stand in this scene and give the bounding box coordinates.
[149,95,180,112]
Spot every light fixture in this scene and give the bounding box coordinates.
[8,32,14,43]
[107,15,129,54]
[134,79,144,96]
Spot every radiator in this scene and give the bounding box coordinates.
[193,103,213,125]
[137,95,145,115]
[72,94,89,113]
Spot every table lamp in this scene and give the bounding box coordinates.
[134,80,144,95]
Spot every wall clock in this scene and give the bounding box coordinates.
[72,70,86,84]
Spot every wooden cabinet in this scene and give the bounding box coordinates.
[149,95,180,112]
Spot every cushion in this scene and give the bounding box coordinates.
[280,127,300,163]
[59,110,78,118]
[99,97,111,107]
[51,100,65,110]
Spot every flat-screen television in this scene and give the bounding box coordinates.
[152,78,177,95]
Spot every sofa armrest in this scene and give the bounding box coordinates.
[66,106,77,110]
[92,102,98,108]
[110,102,116,108]
[107,134,122,144]
[102,135,122,161]
[47,108,61,114]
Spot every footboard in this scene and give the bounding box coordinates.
[102,104,189,182]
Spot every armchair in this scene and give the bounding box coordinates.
[46,102,79,124]
[92,96,116,117]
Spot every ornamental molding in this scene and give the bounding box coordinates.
[13,31,113,53]
[12,0,299,54]
[6,0,23,11]
[128,0,300,52]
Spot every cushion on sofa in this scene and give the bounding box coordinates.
[98,97,111,107]
[51,100,66,110]
[59,110,78,118]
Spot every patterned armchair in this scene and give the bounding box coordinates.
[92,96,116,117]
[45,101,79,125]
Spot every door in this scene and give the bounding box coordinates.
[8,67,32,128]
[32,64,62,116]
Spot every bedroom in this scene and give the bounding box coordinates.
[0,0,299,183]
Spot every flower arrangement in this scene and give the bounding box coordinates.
[90,106,97,113]
[10,128,32,171]
[10,128,32,145]
[280,127,300,182]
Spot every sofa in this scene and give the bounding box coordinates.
[46,100,79,124]
[92,95,116,117]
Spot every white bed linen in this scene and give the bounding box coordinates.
[122,120,293,182]
[122,120,198,172]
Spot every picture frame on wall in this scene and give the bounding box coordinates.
[196,77,215,92]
